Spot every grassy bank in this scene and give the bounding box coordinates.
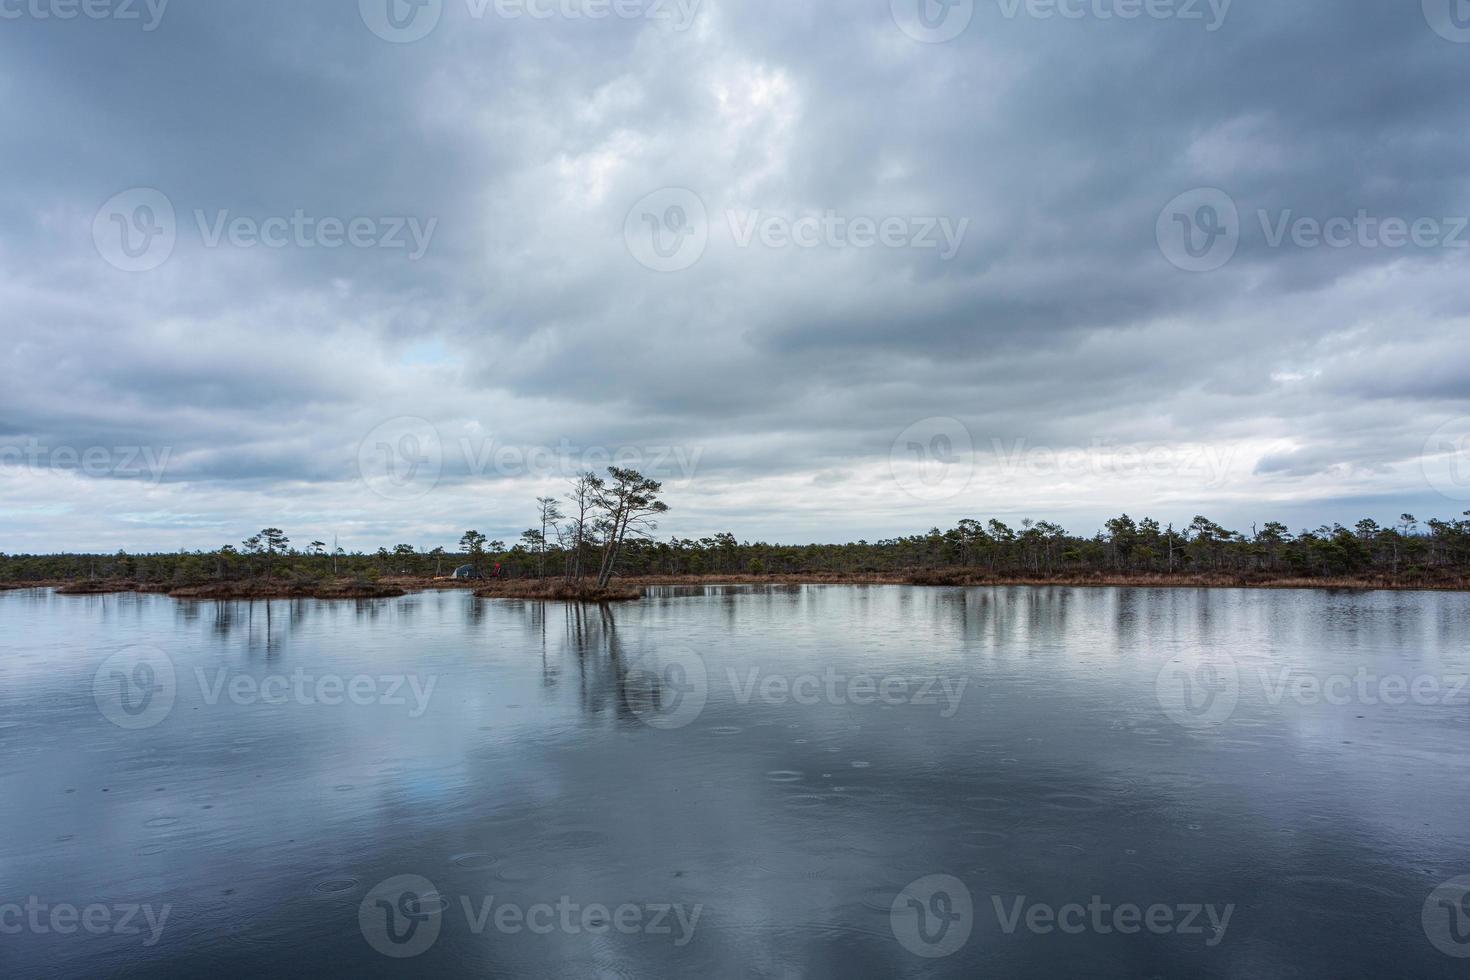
[473,580,641,603]
[49,579,405,600]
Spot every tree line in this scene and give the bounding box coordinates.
[4,496,1470,587]
[0,468,672,589]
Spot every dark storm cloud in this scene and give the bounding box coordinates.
[2,0,1469,550]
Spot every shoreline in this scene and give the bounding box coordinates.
[41,579,407,600]
[472,580,642,603]
[637,572,1470,593]
[4,569,1468,599]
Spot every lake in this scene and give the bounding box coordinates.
[2,584,1469,977]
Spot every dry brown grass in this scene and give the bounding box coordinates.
[55,580,168,596]
[380,576,480,590]
[473,580,641,603]
[51,579,405,599]
[632,572,912,586]
[169,580,406,600]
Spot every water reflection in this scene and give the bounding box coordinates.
[2,586,1469,977]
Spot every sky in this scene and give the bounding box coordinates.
[2,0,1470,554]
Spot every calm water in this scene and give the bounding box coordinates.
[3,585,1470,977]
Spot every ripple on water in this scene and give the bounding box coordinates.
[707,726,744,737]
[411,892,452,915]
[819,791,857,807]
[144,817,181,829]
[451,851,500,870]
[312,877,360,896]
[548,830,610,850]
[754,862,832,881]
[1041,793,1109,812]
[783,794,830,810]
[961,830,1012,850]
[857,885,904,913]
[764,770,804,783]
[962,795,1010,813]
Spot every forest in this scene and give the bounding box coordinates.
[3,465,1469,591]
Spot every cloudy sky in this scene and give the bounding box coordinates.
[2,0,1469,553]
